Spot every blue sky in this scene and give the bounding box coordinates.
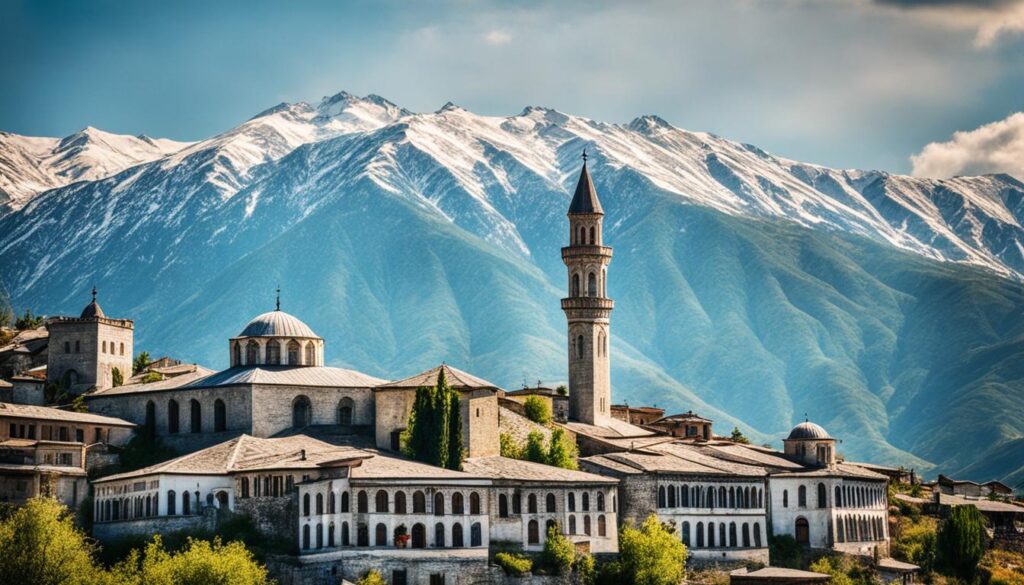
[3,0,1023,174]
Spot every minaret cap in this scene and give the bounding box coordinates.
[568,151,603,215]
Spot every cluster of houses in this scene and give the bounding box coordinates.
[3,159,1016,584]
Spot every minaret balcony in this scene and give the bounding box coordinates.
[561,297,615,310]
[561,245,613,261]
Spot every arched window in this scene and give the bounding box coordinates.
[471,522,482,546]
[376,490,388,512]
[292,395,312,427]
[817,483,827,508]
[576,335,584,359]
[668,485,677,507]
[597,492,605,511]
[584,515,592,535]
[545,493,556,513]
[569,515,577,534]
[588,272,597,296]
[435,522,445,547]
[742,523,751,547]
[720,523,727,547]
[395,491,407,514]
[305,342,315,365]
[357,490,368,513]
[167,491,176,515]
[754,523,762,547]
[582,492,590,511]
[266,341,281,365]
[434,492,445,515]
[528,494,537,514]
[795,518,810,544]
[452,523,464,547]
[328,492,335,513]
[572,274,580,297]
[328,523,335,547]
[357,523,369,547]
[316,493,324,514]
[696,522,705,547]
[783,489,788,508]
[302,525,310,550]
[287,340,300,365]
[145,401,156,435]
[598,515,607,537]
[233,342,241,366]
[708,522,715,547]
[190,399,201,433]
[528,520,539,544]
[337,397,354,425]
[413,491,426,513]
[64,341,70,353]
[470,492,480,514]
[316,523,323,548]
[512,493,521,514]
[569,493,576,512]
[341,491,350,512]
[102,341,107,353]
[682,521,691,546]
[120,342,125,356]
[342,522,350,546]
[411,523,425,549]
[798,485,807,507]
[214,399,226,432]
[183,491,191,515]
[303,494,311,516]
[681,485,690,507]
[452,492,465,514]
[729,522,737,547]
[589,226,595,245]
[499,494,509,518]
[246,340,259,365]
[168,400,180,434]
[376,523,387,546]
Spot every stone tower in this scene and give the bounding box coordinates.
[562,154,614,425]
[47,288,134,395]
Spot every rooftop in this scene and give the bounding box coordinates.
[184,365,386,390]
[0,402,135,427]
[376,363,500,391]
[787,421,831,441]
[89,364,217,397]
[235,310,320,339]
[568,160,603,215]
[463,456,617,484]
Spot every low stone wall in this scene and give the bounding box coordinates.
[268,547,491,585]
[236,495,296,540]
[689,547,770,567]
[92,511,217,542]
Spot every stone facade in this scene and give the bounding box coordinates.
[47,315,133,394]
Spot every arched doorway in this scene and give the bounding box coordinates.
[411,523,426,549]
[216,491,229,509]
[293,395,312,427]
[795,517,810,545]
[337,397,354,426]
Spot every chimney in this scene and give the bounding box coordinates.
[300,449,306,461]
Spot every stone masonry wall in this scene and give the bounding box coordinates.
[251,384,374,437]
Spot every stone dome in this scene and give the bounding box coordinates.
[80,300,105,319]
[237,310,319,339]
[787,421,831,440]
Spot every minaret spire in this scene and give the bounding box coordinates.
[275,286,281,311]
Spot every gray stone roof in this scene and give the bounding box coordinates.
[0,379,11,388]
[0,402,135,427]
[733,567,830,580]
[787,421,831,440]
[877,558,920,572]
[560,418,655,439]
[697,443,805,470]
[772,463,887,480]
[185,366,386,389]
[376,363,500,391]
[568,162,603,215]
[236,310,320,339]
[935,493,1024,513]
[463,456,617,484]
[351,452,487,482]
[89,365,218,397]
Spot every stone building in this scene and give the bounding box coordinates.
[47,289,134,394]
[0,402,133,506]
[610,404,664,426]
[648,411,714,440]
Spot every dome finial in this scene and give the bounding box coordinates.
[91,286,97,303]
[275,286,281,311]
[582,148,588,164]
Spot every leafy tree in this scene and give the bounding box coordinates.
[937,504,985,580]
[573,552,597,585]
[809,556,855,585]
[13,309,44,330]
[555,385,568,396]
[618,515,687,585]
[132,352,151,375]
[0,497,104,585]
[113,535,271,585]
[547,428,579,470]
[441,369,462,470]
[112,367,124,387]
[495,552,533,576]
[500,432,523,459]
[524,430,548,464]
[730,427,750,444]
[141,372,163,384]
[355,569,387,585]
[542,523,575,575]
[524,396,552,424]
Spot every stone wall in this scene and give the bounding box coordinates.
[375,389,415,451]
[92,510,217,541]
[11,378,44,405]
[236,493,297,541]
[88,385,252,439]
[251,384,374,437]
[47,319,133,394]
[464,390,499,457]
[269,547,491,585]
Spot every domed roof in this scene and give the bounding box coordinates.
[237,310,319,339]
[80,287,105,319]
[787,421,831,440]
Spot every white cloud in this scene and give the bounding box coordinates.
[870,0,1024,48]
[483,29,512,45]
[911,112,1024,180]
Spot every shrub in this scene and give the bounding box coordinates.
[573,552,597,585]
[524,431,548,464]
[891,515,937,572]
[547,428,579,470]
[595,561,624,585]
[0,497,105,585]
[500,432,523,459]
[112,535,272,585]
[523,396,552,424]
[542,524,575,575]
[112,367,123,387]
[619,515,687,585]
[356,569,387,585]
[769,534,802,568]
[495,552,533,576]
[979,549,1024,585]
[937,505,985,580]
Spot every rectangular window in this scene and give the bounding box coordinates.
[75,429,84,443]
[393,570,407,585]
[8,423,15,438]
[430,575,445,585]
[59,427,69,441]
[28,425,36,439]
[60,453,73,466]
[95,428,102,442]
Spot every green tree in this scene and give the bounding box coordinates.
[937,504,985,580]
[619,515,687,585]
[730,427,750,444]
[401,368,464,470]
[523,396,552,424]
[524,431,548,464]
[112,367,124,387]
[809,556,855,585]
[542,523,575,575]
[500,432,523,459]
[0,497,104,585]
[13,309,44,330]
[547,428,579,470]
[555,385,568,396]
[769,534,803,568]
[113,535,271,585]
[446,378,463,471]
[132,352,151,375]
[355,569,387,585]
[573,552,597,585]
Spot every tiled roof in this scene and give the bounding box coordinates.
[235,310,320,339]
[0,379,11,388]
[935,493,1024,513]
[0,463,87,476]
[697,443,805,470]
[0,402,135,427]
[89,365,217,397]
[376,364,500,391]
[772,463,887,480]
[351,452,487,482]
[463,456,617,484]
[648,442,768,476]
[735,567,829,580]
[877,558,920,572]
[183,366,386,389]
[561,417,655,439]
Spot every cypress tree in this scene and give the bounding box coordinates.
[937,504,985,580]
[429,369,450,468]
[446,378,463,470]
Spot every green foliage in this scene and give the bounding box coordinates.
[618,515,687,585]
[141,371,163,384]
[523,396,552,424]
[547,428,579,470]
[71,394,89,413]
[103,430,177,477]
[500,432,523,459]
[555,385,568,396]
[111,535,272,585]
[595,561,624,585]
[809,555,878,585]
[730,427,750,444]
[0,497,104,585]
[937,505,986,580]
[401,368,463,470]
[524,431,548,464]
[891,514,937,573]
[573,552,597,585]
[768,534,803,569]
[355,569,387,585]
[541,524,575,576]
[112,367,124,387]
[13,309,44,330]
[495,552,533,576]
[132,352,151,375]
[979,549,1024,585]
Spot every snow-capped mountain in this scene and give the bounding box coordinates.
[0,127,193,213]
[2,91,1024,484]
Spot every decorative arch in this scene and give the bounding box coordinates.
[246,340,259,364]
[305,342,315,365]
[287,340,300,365]
[292,395,312,428]
[337,397,354,426]
[265,340,281,365]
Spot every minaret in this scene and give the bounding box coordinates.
[562,152,614,425]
